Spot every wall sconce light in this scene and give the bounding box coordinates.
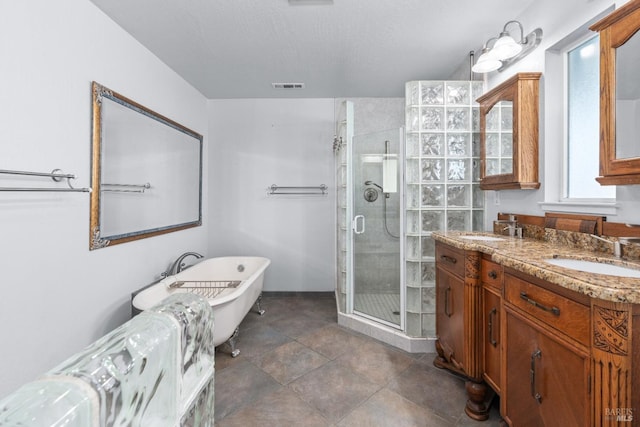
[472,20,543,73]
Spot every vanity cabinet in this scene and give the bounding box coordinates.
[591,0,640,185]
[434,242,489,420]
[481,257,502,395]
[433,233,640,425]
[502,270,591,426]
[435,242,466,373]
[477,72,541,190]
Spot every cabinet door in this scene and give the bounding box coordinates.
[477,72,541,190]
[436,265,465,372]
[482,286,501,393]
[504,309,590,426]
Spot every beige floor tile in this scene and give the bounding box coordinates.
[337,388,451,427]
[289,361,380,422]
[254,341,329,384]
[216,387,331,427]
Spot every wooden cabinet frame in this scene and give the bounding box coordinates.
[590,0,640,185]
[434,243,490,421]
[477,72,541,190]
[433,234,640,424]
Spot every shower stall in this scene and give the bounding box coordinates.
[351,130,403,328]
[335,81,484,351]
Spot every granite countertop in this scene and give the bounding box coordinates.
[431,231,640,304]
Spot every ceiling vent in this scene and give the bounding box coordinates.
[288,0,333,4]
[272,83,305,90]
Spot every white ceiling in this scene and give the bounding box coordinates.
[89,0,536,99]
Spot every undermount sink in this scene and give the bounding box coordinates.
[544,258,640,278]
[459,235,505,242]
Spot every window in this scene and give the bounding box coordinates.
[565,35,615,200]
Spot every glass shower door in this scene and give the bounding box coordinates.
[351,128,403,328]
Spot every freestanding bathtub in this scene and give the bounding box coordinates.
[132,256,271,357]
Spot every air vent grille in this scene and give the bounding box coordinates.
[272,83,305,90]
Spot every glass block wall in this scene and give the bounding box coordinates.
[335,101,353,315]
[404,81,485,338]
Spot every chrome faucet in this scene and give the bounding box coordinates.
[591,235,620,257]
[618,237,640,257]
[496,216,521,238]
[162,252,204,277]
[590,235,640,258]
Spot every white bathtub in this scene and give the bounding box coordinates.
[132,256,271,353]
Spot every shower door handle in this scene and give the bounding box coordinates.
[353,215,365,234]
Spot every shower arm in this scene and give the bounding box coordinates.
[364,180,384,192]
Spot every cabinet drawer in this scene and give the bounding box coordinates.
[436,243,464,277]
[481,258,503,290]
[505,274,589,346]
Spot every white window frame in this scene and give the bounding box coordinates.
[562,34,614,202]
[540,12,618,216]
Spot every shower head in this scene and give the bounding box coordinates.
[364,181,383,191]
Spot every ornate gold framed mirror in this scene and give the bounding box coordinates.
[90,82,203,250]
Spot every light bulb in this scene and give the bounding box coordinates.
[492,32,523,60]
[472,50,502,73]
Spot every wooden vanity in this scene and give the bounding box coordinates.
[432,231,640,426]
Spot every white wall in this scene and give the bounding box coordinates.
[208,99,335,292]
[478,0,640,226]
[0,0,208,398]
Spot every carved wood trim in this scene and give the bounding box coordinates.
[465,252,481,281]
[464,251,482,382]
[593,305,629,355]
[591,301,634,426]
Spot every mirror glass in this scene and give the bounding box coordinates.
[616,30,640,159]
[90,82,203,249]
[484,100,513,176]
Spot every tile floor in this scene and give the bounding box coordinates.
[214,293,502,426]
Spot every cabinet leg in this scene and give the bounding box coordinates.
[464,380,492,421]
[433,340,447,369]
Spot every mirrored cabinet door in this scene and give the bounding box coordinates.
[478,72,541,190]
[591,0,640,185]
[484,100,514,177]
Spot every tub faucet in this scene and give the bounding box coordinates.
[164,252,204,276]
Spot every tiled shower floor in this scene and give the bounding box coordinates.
[214,293,501,426]
[353,292,400,324]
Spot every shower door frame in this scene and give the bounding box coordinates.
[347,127,405,331]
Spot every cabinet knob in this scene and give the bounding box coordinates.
[488,270,498,279]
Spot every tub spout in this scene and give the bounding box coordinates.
[166,252,204,276]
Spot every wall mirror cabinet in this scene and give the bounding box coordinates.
[477,72,541,190]
[591,0,640,185]
[90,82,203,250]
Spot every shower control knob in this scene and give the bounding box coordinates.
[364,188,379,202]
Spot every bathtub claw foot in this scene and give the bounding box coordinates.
[255,294,266,316]
[221,327,241,357]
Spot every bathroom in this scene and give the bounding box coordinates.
[2,0,640,423]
